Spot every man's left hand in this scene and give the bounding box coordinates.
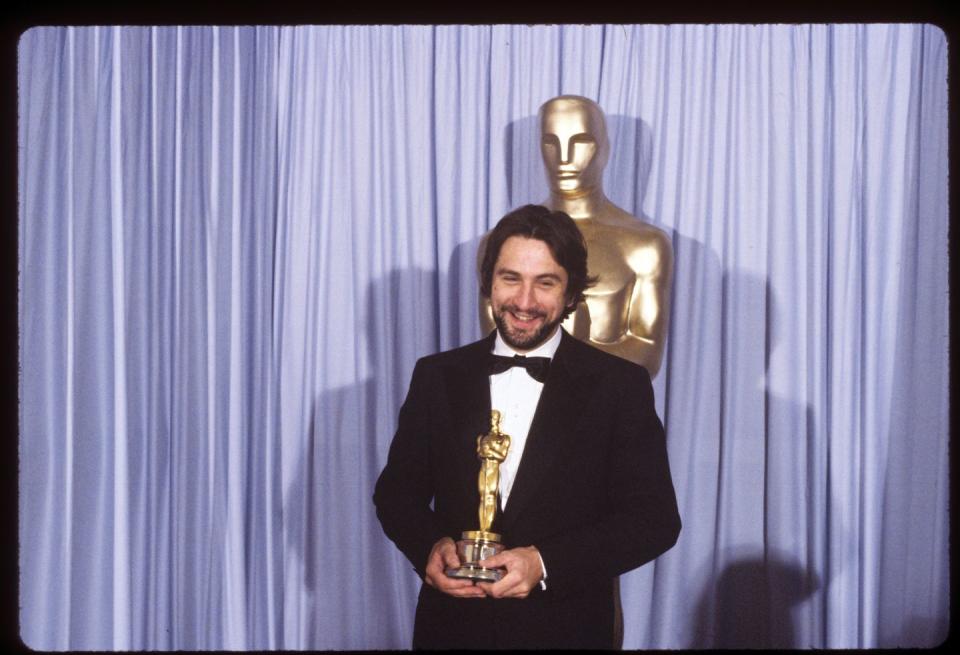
[475,546,543,599]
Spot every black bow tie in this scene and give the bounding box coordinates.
[487,354,552,383]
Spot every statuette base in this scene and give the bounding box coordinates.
[444,533,506,582]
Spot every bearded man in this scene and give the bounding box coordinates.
[373,204,680,649]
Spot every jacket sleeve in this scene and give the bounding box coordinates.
[534,365,681,596]
[373,359,448,579]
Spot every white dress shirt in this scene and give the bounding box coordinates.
[489,326,563,589]
[489,325,562,509]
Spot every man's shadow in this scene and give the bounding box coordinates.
[283,268,441,649]
[683,272,826,648]
[690,548,820,648]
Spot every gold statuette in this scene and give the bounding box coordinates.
[445,410,511,582]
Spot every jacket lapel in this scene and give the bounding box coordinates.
[499,331,600,534]
[440,332,495,500]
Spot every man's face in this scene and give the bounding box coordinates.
[490,236,572,353]
[540,100,608,195]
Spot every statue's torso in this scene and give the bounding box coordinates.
[477,201,672,374]
[562,213,669,346]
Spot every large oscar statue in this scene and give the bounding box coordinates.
[478,96,672,647]
[481,95,673,377]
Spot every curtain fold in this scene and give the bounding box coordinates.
[18,24,948,650]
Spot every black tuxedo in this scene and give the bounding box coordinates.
[373,330,681,649]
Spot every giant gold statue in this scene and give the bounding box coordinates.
[481,95,673,377]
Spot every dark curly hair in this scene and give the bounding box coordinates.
[480,204,597,319]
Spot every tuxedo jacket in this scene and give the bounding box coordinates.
[373,330,681,649]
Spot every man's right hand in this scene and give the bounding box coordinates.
[424,537,486,598]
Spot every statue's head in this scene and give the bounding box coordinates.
[538,95,610,196]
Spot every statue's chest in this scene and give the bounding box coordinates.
[583,238,635,294]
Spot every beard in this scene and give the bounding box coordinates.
[493,304,564,352]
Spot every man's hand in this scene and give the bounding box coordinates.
[476,546,543,599]
[424,537,486,598]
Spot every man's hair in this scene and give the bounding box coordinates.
[480,204,597,319]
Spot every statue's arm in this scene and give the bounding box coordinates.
[625,234,673,377]
[477,232,497,335]
[480,297,496,335]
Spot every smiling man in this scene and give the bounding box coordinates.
[373,204,681,649]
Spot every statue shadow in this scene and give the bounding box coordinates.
[615,228,724,647]
[282,267,441,649]
[875,212,950,649]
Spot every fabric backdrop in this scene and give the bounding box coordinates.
[18,24,948,650]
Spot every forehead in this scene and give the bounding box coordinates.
[495,236,567,277]
[540,100,604,136]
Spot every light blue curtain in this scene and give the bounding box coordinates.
[18,24,948,650]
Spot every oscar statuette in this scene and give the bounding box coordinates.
[445,410,511,582]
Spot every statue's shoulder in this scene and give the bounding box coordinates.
[634,222,673,261]
[594,209,672,253]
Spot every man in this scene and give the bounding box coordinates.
[374,204,680,649]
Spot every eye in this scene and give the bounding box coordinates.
[541,135,560,148]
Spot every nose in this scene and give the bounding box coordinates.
[559,137,572,165]
[513,282,537,309]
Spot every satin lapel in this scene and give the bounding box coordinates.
[440,333,495,501]
[500,332,600,534]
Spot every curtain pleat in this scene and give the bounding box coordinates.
[18,24,948,650]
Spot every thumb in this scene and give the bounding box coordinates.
[479,550,506,568]
[442,543,461,568]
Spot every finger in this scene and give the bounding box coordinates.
[438,575,476,588]
[427,547,446,568]
[425,554,455,580]
[488,581,530,599]
[475,581,495,595]
[446,587,486,598]
[438,578,486,597]
[476,571,522,599]
[444,579,486,594]
[435,568,482,588]
[441,547,461,569]
[427,572,475,592]
[477,552,506,569]
[425,554,446,577]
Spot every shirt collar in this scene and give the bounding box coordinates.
[493,324,563,359]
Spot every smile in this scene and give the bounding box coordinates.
[507,310,545,328]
